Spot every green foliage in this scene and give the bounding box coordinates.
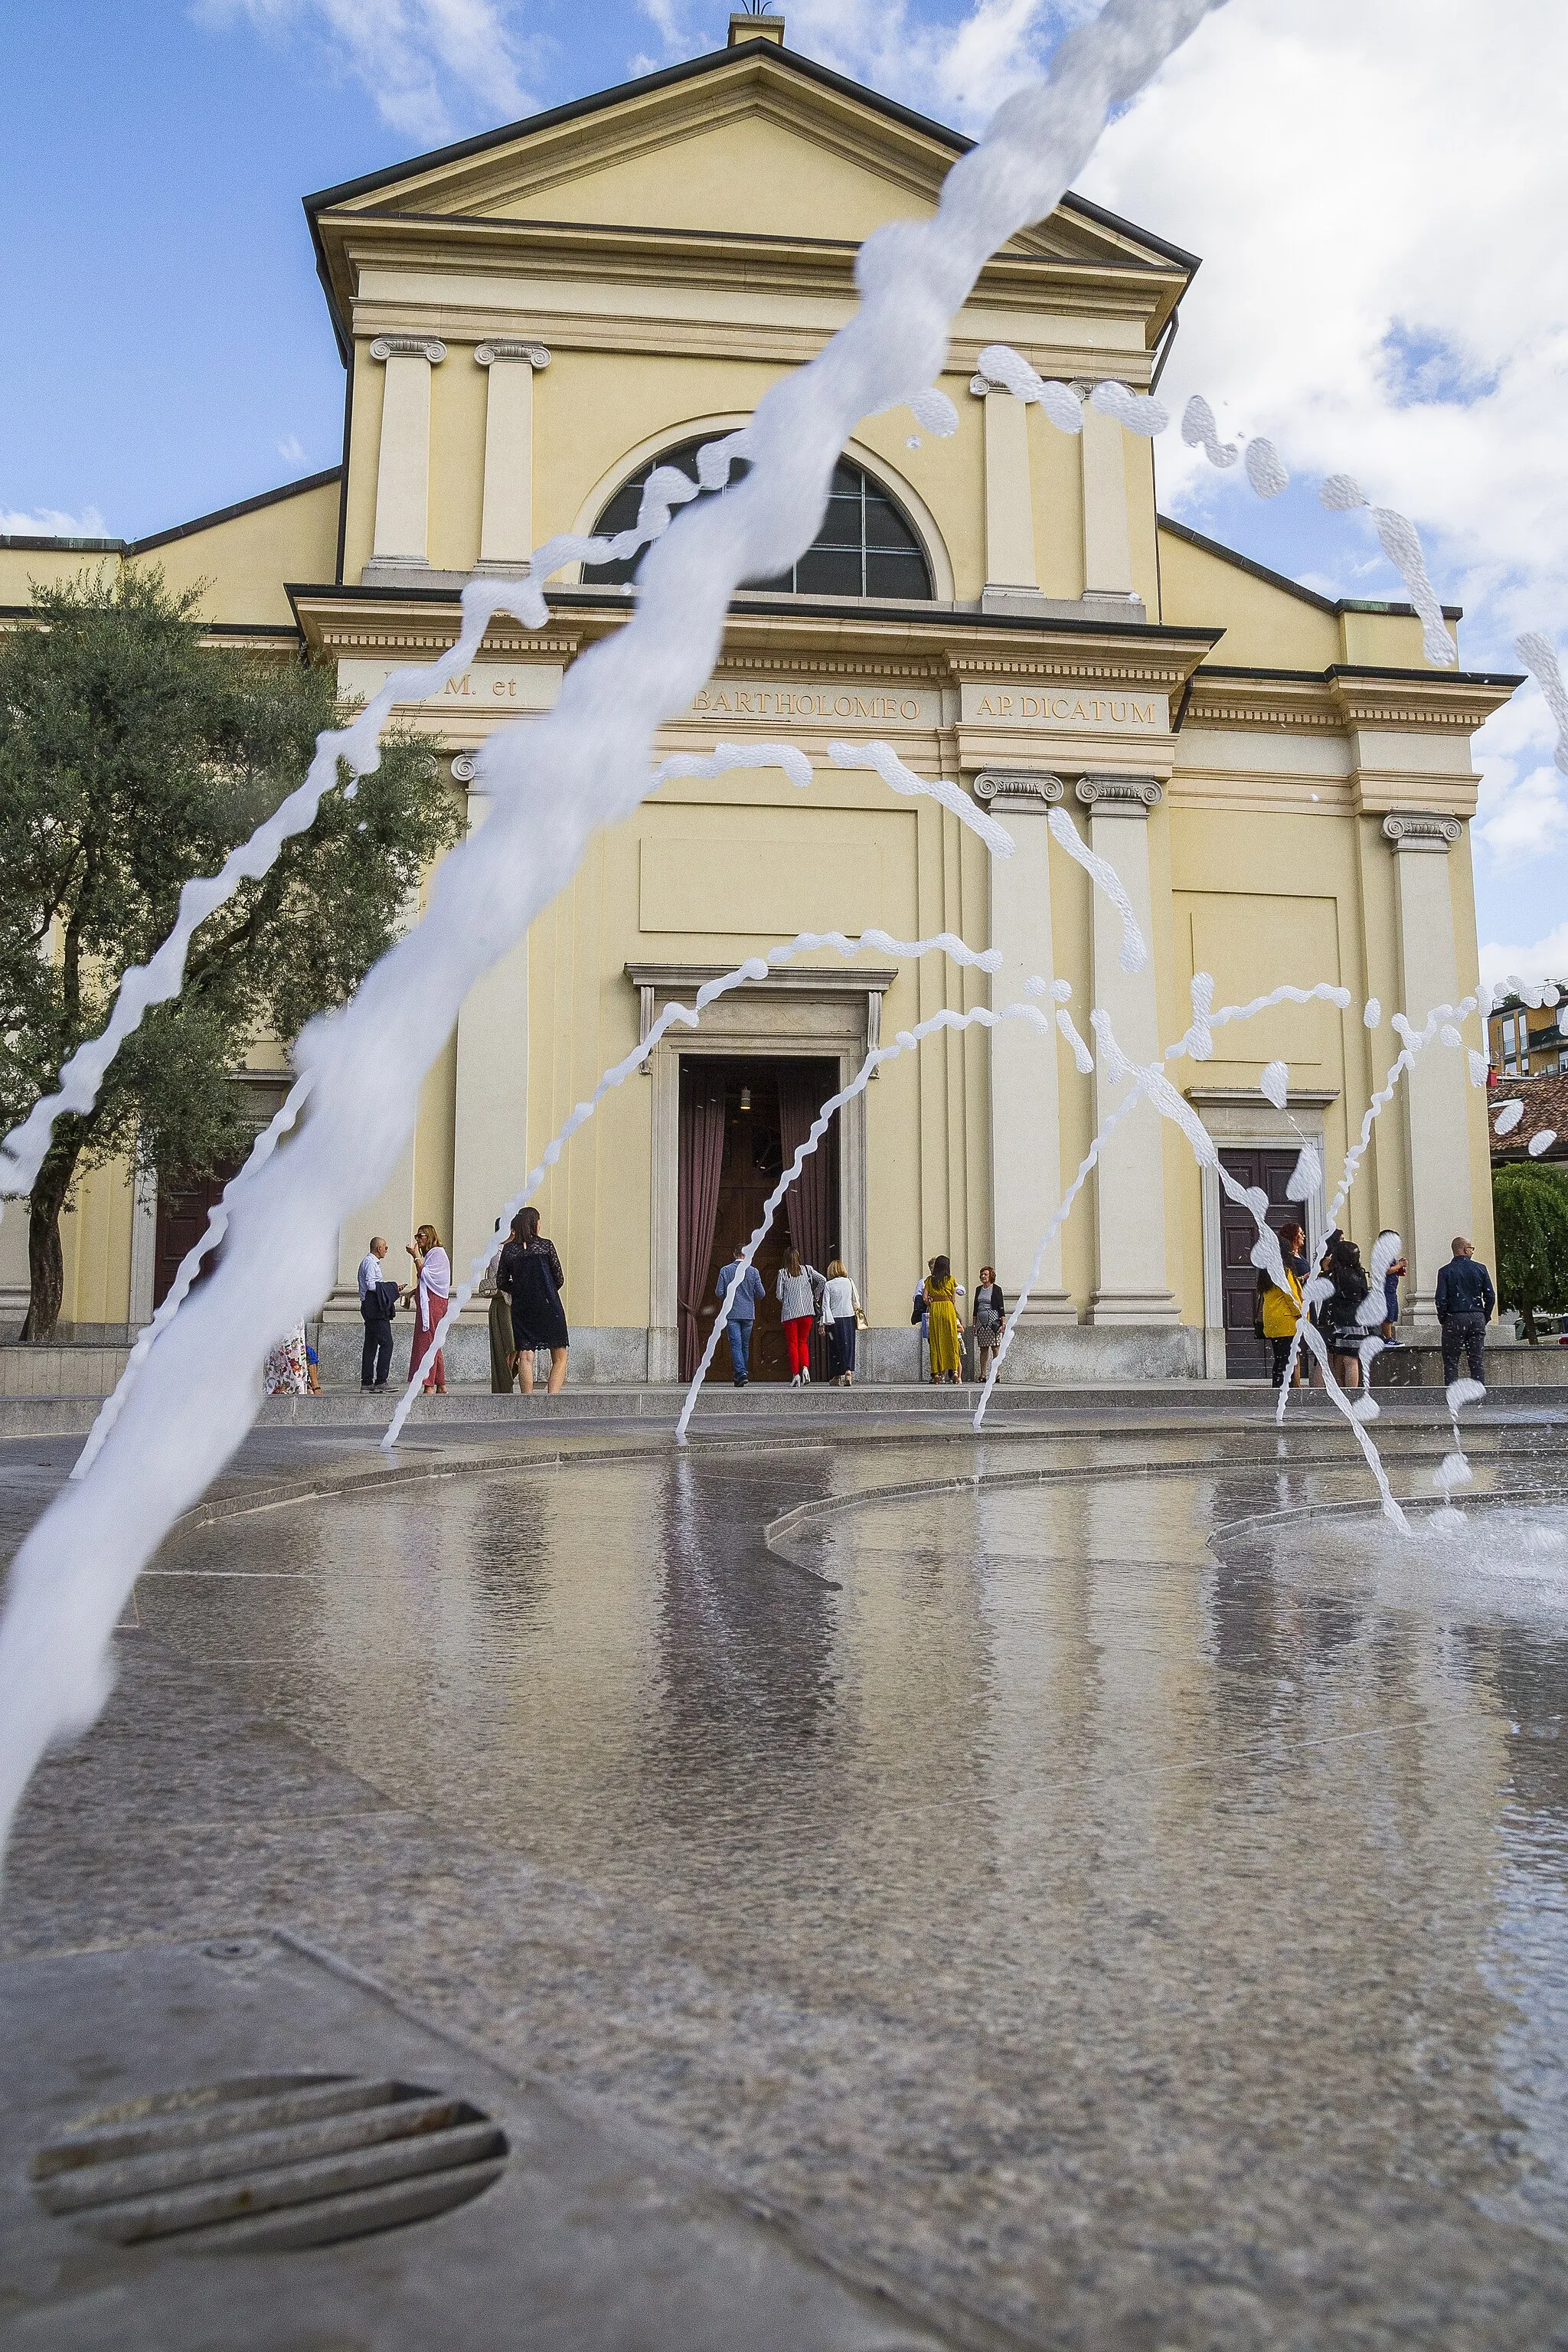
[1493,1161,1568,1342]
[0,563,462,1336]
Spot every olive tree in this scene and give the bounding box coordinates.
[1494,1161,1568,1343]
[0,567,462,1340]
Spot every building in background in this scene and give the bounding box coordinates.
[0,13,1520,1377]
[1488,988,1568,1079]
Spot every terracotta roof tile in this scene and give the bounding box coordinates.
[1491,1073,1568,1162]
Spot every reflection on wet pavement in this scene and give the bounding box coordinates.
[76,1432,1568,2341]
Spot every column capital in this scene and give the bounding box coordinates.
[450,753,479,783]
[969,372,1006,398]
[369,335,446,364]
[1076,775,1163,814]
[475,339,551,369]
[1382,810,1462,852]
[973,769,1063,810]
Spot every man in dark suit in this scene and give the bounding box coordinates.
[1435,1235,1495,1385]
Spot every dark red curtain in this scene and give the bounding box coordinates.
[678,1076,727,1378]
[777,1066,835,1377]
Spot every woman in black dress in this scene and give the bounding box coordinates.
[496,1206,569,1394]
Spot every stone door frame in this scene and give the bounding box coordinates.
[1187,1088,1338,1380]
[626,963,895,1381]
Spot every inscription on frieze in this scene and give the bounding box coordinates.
[959,682,1168,730]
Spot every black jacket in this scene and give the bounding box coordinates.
[1436,1257,1494,1318]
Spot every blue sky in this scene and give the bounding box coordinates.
[4,1,1565,972]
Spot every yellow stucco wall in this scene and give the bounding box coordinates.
[0,545,121,606]
[472,110,942,244]
[149,479,341,622]
[61,1152,137,1331]
[0,478,339,632]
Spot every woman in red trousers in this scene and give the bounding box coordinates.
[774,1249,822,1387]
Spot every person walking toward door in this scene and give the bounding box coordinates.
[925,1256,963,1383]
[776,1248,822,1386]
[358,1234,396,1391]
[821,1259,863,1385]
[1436,1235,1495,1384]
[715,1251,765,1386]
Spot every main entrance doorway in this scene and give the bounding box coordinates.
[678,1057,841,1381]
[1218,1146,1309,1377]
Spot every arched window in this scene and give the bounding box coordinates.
[582,439,933,600]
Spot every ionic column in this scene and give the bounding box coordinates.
[978,771,1075,1321]
[1076,777,1180,1326]
[369,334,446,569]
[1384,812,1474,1330]
[475,340,550,572]
[449,762,531,1282]
[971,374,1039,597]
[1080,390,1136,604]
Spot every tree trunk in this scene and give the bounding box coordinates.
[1523,1302,1539,1345]
[18,1142,79,1344]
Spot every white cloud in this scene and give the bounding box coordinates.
[769,0,1083,121]
[193,0,538,142]
[1475,763,1568,865]
[1479,924,1568,993]
[1073,2,1568,662]
[635,0,685,56]
[0,504,109,538]
[277,433,308,467]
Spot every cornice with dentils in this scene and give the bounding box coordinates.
[329,210,1184,327]
[1184,665,1521,735]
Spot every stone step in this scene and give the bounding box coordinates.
[7,1367,1566,1444]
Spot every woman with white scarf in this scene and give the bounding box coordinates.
[404,1223,451,1394]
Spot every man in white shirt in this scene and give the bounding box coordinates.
[358,1236,394,1391]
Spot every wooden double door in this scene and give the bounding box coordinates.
[682,1057,841,1382]
[1219,1146,1309,1379]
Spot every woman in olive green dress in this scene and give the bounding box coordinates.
[924,1255,963,1382]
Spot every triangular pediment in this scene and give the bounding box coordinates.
[308,40,1193,278]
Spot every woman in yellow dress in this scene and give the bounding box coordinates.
[924,1255,963,1383]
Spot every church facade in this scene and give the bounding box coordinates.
[0,14,1514,1380]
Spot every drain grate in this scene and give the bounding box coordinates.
[31,2073,509,2252]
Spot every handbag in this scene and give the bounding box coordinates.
[854,1295,870,1331]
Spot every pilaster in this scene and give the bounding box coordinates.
[970,374,1040,605]
[977,770,1075,1322]
[1077,776,1180,1328]
[368,334,446,573]
[475,339,550,572]
[1383,810,1475,1331]
[449,772,531,1286]
[1080,398,1136,609]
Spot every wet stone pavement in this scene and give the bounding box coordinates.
[4,1413,1568,2347]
